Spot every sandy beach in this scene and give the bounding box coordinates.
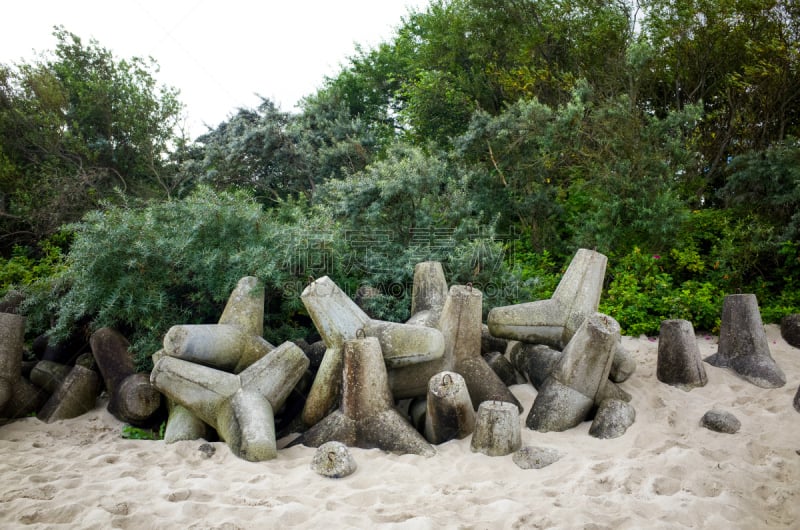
[1,324,798,529]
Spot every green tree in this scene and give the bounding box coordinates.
[0,27,185,252]
[637,0,800,193]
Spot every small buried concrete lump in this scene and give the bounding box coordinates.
[311,441,357,478]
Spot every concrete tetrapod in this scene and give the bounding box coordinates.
[705,294,786,388]
[488,248,607,348]
[487,249,635,383]
[527,313,621,432]
[386,284,523,409]
[160,277,274,442]
[151,341,309,461]
[297,336,435,457]
[300,276,445,426]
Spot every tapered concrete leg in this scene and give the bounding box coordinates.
[91,328,161,425]
[218,276,265,337]
[163,324,274,374]
[705,294,785,388]
[0,313,25,410]
[441,285,522,411]
[527,313,620,432]
[424,371,475,444]
[217,391,276,462]
[408,261,448,327]
[38,365,100,423]
[487,249,607,348]
[30,361,72,394]
[299,337,435,456]
[657,319,708,391]
[470,401,521,456]
[163,404,210,443]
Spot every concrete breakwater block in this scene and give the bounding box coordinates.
[470,401,521,457]
[297,336,435,457]
[705,294,785,388]
[657,319,708,391]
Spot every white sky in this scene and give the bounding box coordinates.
[1,0,429,138]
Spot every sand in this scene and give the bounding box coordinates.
[1,324,798,529]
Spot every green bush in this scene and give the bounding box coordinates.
[0,236,68,292]
[601,247,724,336]
[21,187,342,369]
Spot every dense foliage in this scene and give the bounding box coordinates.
[3,1,800,360]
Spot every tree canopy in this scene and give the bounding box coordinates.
[3,1,800,352]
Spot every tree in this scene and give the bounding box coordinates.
[0,27,185,252]
[637,0,800,194]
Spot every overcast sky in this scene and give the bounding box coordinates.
[1,0,428,138]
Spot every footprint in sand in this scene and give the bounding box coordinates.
[651,476,681,496]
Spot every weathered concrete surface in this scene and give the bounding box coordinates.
[657,319,708,391]
[424,371,475,444]
[218,276,265,337]
[487,249,607,348]
[470,401,521,457]
[162,276,275,374]
[298,336,435,456]
[390,285,522,408]
[151,341,309,461]
[300,276,444,426]
[38,365,100,423]
[705,294,785,388]
[0,313,25,411]
[780,313,800,349]
[151,349,210,444]
[30,360,72,394]
[409,261,448,326]
[163,324,275,374]
[589,399,636,439]
[91,327,161,425]
[311,441,357,478]
[527,313,620,432]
